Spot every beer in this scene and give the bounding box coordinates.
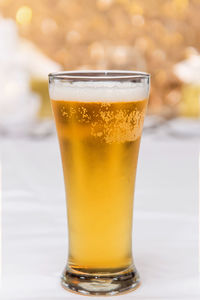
[49,71,150,295]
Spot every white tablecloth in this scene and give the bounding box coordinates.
[1,131,199,299]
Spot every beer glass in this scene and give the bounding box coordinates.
[48,71,150,296]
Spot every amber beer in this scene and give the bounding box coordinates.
[49,71,150,296]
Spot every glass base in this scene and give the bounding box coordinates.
[61,266,140,296]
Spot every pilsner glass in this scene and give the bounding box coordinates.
[48,71,150,296]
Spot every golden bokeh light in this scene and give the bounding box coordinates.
[113,46,128,65]
[131,15,145,26]
[173,0,189,11]
[66,30,81,44]
[16,6,32,26]
[96,0,113,10]
[129,3,144,15]
[41,18,57,34]
[89,42,105,60]
[0,0,199,115]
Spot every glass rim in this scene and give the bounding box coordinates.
[48,70,150,81]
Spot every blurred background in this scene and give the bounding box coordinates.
[0,0,200,135]
[1,2,199,298]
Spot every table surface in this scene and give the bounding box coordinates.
[1,128,199,299]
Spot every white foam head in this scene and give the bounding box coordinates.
[49,81,149,102]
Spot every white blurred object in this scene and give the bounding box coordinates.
[0,17,60,135]
[172,52,200,138]
[19,38,61,80]
[174,53,200,84]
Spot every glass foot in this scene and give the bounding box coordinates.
[61,266,140,296]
